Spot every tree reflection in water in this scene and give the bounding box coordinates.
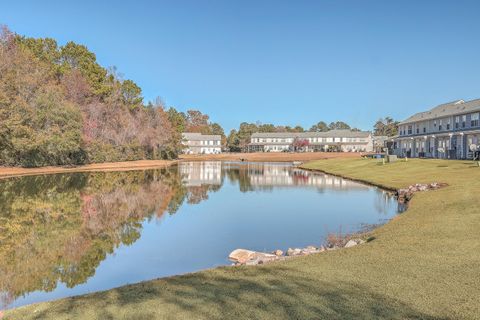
[0,167,219,309]
[0,161,398,309]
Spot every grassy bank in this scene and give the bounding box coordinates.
[0,160,176,180]
[5,158,480,319]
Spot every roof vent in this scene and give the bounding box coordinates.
[454,100,465,105]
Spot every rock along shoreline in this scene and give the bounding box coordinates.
[229,181,447,267]
[229,239,366,266]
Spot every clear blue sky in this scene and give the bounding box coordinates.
[1,0,480,131]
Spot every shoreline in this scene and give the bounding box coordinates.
[5,158,479,319]
[3,158,398,312]
[179,151,362,162]
[0,152,360,180]
[0,160,177,180]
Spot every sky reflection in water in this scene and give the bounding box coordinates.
[0,161,400,309]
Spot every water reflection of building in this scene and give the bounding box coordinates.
[178,161,222,186]
[223,162,369,190]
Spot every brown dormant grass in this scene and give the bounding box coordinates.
[0,160,176,180]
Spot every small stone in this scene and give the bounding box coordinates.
[344,240,358,248]
[301,246,320,254]
[273,249,284,256]
[286,248,302,256]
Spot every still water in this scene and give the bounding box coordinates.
[0,161,400,309]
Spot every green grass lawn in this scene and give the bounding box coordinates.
[5,158,480,320]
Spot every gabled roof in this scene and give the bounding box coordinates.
[400,99,480,125]
[182,132,221,141]
[251,130,371,139]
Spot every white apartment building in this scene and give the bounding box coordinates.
[393,99,480,159]
[182,132,222,154]
[247,130,373,153]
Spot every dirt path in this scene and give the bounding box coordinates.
[0,160,176,180]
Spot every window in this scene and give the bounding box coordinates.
[462,115,466,128]
[408,125,412,134]
[455,116,460,129]
[446,119,450,130]
[439,119,443,131]
[416,127,419,134]
[472,113,479,127]
[423,127,426,133]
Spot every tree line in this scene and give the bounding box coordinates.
[0,26,223,167]
[1,26,400,165]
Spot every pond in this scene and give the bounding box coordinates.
[0,161,401,309]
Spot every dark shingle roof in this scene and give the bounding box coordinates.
[400,99,480,125]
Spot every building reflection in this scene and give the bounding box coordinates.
[178,161,222,186]
[1,161,399,310]
[245,163,367,189]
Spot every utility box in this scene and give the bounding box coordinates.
[387,155,397,163]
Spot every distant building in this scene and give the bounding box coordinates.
[182,132,222,154]
[393,99,480,159]
[247,130,373,153]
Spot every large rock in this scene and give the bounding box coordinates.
[250,252,278,265]
[229,249,278,265]
[229,249,256,264]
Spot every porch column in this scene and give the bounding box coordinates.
[410,138,415,157]
[448,133,453,159]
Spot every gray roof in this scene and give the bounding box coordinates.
[182,132,221,141]
[251,130,371,139]
[400,99,480,125]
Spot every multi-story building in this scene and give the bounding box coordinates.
[182,132,222,154]
[394,99,480,159]
[247,130,373,153]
